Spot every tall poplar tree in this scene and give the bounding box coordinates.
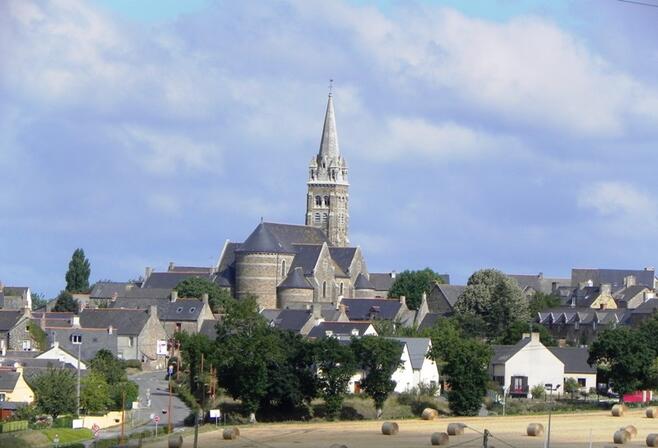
[65,248,91,293]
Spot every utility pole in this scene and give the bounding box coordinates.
[193,353,205,448]
[73,334,82,417]
[545,384,561,448]
[167,377,173,433]
[120,388,126,445]
[482,429,490,448]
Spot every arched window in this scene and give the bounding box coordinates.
[322,281,327,298]
[324,196,330,206]
[281,260,286,278]
[314,213,321,224]
[340,282,344,295]
[322,213,328,223]
[315,196,322,206]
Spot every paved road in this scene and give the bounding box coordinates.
[92,370,190,443]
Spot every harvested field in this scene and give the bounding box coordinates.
[144,408,657,448]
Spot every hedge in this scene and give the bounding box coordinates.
[0,420,28,433]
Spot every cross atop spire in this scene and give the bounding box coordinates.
[318,90,340,159]
[328,78,334,97]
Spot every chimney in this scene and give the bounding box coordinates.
[558,339,567,348]
[108,325,113,334]
[312,302,322,320]
[399,295,406,307]
[339,304,347,315]
[624,275,636,287]
[72,316,80,328]
[391,271,396,279]
[170,290,178,303]
[0,340,6,357]
[601,283,612,295]
[201,293,209,305]
[420,292,427,305]
[168,262,175,271]
[22,307,31,318]
[53,341,60,349]
[644,291,656,302]
[522,332,530,340]
[148,305,158,317]
[551,282,558,293]
[538,272,544,280]
[111,292,118,302]
[145,266,153,280]
[530,332,540,343]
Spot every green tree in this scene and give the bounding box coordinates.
[388,268,444,310]
[495,321,556,346]
[174,277,232,314]
[351,336,403,416]
[177,332,215,395]
[80,371,112,415]
[428,319,492,416]
[109,381,139,410]
[564,377,580,399]
[30,369,77,419]
[89,349,127,384]
[528,292,562,316]
[454,269,528,338]
[65,248,91,293]
[530,384,545,399]
[314,337,357,419]
[52,290,79,313]
[31,292,48,310]
[588,326,657,401]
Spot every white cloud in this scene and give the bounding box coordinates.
[578,181,655,219]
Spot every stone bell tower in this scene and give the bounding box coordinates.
[305,91,349,246]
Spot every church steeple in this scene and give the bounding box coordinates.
[306,89,349,246]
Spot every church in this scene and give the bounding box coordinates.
[215,93,390,309]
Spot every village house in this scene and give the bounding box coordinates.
[307,321,377,341]
[427,284,465,315]
[389,337,440,393]
[537,308,629,345]
[0,365,34,404]
[0,310,35,352]
[36,341,87,370]
[261,303,349,336]
[548,347,597,392]
[506,273,570,299]
[0,284,32,310]
[490,333,564,398]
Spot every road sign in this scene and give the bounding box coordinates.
[153,415,160,424]
[209,409,220,418]
[92,423,100,432]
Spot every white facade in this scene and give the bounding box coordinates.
[36,342,87,370]
[564,372,597,392]
[391,344,414,393]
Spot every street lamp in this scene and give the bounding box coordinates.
[545,383,561,448]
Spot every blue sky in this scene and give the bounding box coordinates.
[2,0,658,297]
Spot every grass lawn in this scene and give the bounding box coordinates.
[0,433,30,448]
[40,428,93,444]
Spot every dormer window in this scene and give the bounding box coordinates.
[281,260,287,278]
[176,307,183,313]
[189,307,196,313]
[351,328,359,336]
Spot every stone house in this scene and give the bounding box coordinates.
[427,284,465,315]
[307,321,377,341]
[261,303,349,336]
[537,307,629,345]
[571,268,656,293]
[0,310,35,352]
[506,273,570,299]
[0,285,32,310]
[613,285,654,309]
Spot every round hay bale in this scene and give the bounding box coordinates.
[381,421,399,435]
[614,429,631,444]
[646,433,658,447]
[329,445,348,448]
[223,428,241,440]
[430,432,450,446]
[527,423,544,437]
[167,434,183,448]
[647,407,657,418]
[625,425,638,439]
[447,423,465,436]
[612,404,626,417]
[421,408,439,420]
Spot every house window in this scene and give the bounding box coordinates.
[128,337,134,347]
[189,307,196,313]
[281,260,287,278]
[578,378,587,387]
[322,281,327,298]
[0,393,5,402]
[22,340,31,351]
[315,196,322,206]
[340,282,344,295]
[71,334,82,344]
[176,323,182,332]
[176,307,183,313]
[324,196,330,206]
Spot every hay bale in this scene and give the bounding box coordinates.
[167,434,183,448]
[421,408,439,420]
[223,428,241,440]
[612,404,627,417]
[329,445,348,448]
[647,407,658,418]
[381,421,399,435]
[447,423,465,436]
[430,432,450,446]
[647,433,658,446]
[614,429,631,444]
[527,423,544,437]
[624,425,638,439]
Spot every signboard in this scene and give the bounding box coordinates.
[153,415,160,424]
[157,340,168,355]
[92,424,100,432]
[209,409,221,418]
[72,419,83,429]
[132,401,140,409]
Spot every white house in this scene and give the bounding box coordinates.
[36,341,87,370]
[490,333,564,398]
[548,347,597,392]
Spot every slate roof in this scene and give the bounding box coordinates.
[158,299,204,321]
[264,309,313,332]
[31,312,75,329]
[569,286,602,308]
[418,312,441,330]
[548,347,595,374]
[491,338,532,364]
[90,282,133,299]
[0,311,23,331]
[3,287,28,297]
[340,298,402,321]
[537,307,630,325]
[237,222,329,254]
[215,242,241,288]
[142,272,210,289]
[328,247,357,275]
[354,273,375,290]
[289,245,324,275]
[507,274,570,295]
[630,298,658,315]
[79,309,151,335]
[168,266,214,273]
[278,267,314,290]
[369,273,396,292]
[613,285,649,305]
[119,288,172,300]
[199,319,219,339]
[434,284,466,307]
[110,298,164,310]
[572,268,655,291]
[389,337,431,370]
[308,321,373,338]
[0,371,20,391]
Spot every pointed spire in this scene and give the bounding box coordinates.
[318,92,340,159]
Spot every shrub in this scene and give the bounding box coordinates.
[53,416,73,428]
[60,444,85,448]
[0,420,28,433]
[123,360,142,370]
[530,384,546,399]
